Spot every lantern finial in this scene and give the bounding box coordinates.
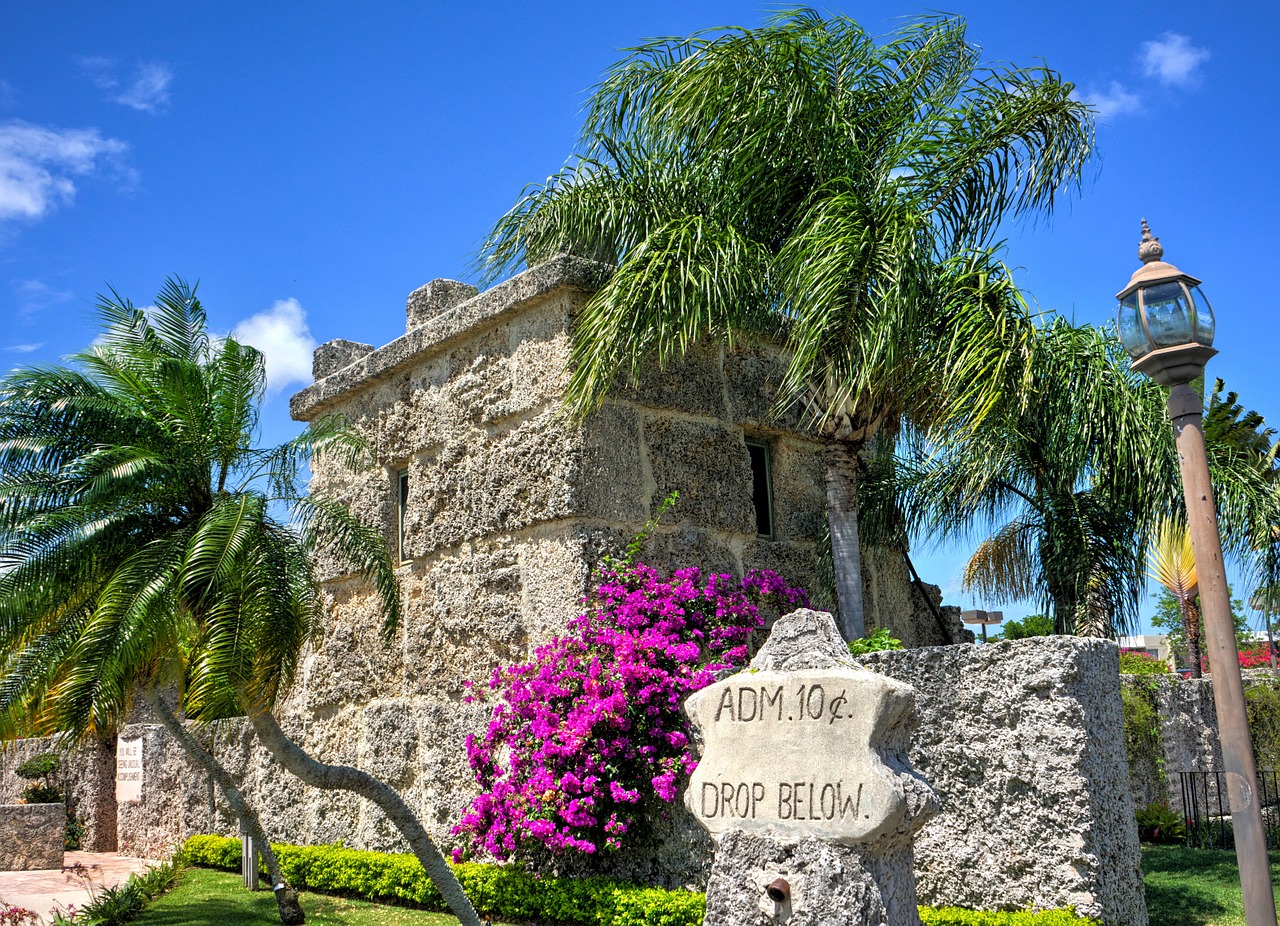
[1138,218,1164,264]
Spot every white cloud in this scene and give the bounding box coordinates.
[1141,33,1210,86]
[4,342,44,353]
[116,63,173,113]
[1084,82,1142,120]
[231,298,317,396]
[82,58,173,113]
[12,279,73,318]
[0,120,128,221]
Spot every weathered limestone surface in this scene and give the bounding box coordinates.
[1122,674,1223,815]
[0,737,117,852]
[863,639,1148,926]
[696,609,937,926]
[0,803,64,870]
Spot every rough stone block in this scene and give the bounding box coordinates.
[313,339,375,380]
[0,803,64,870]
[572,403,647,522]
[863,638,1147,926]
[620,345,727,418]
[406,279,479,330]
[644,416,755,534]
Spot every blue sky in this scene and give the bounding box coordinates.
[2,2,1276,636]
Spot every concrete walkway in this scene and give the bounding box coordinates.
[0,851,154,922]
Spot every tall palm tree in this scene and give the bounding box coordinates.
[0,280,481,926]
[894,319,1280,636]
[894,320,1155,635]
[477,10,1095,639]
[1147,518,1202,677]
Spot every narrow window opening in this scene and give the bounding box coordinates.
[397,469,410,563]
[745,438,775,539]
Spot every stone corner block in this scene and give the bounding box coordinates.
[0,802,65,870]
[406,279,479,330]
[313,338,375,381]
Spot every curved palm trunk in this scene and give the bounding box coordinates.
[1181,598,1204,679]
[142,690,305,925]
[247,709,481,926]
[825,440,866,641]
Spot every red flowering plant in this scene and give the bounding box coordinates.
[452,562,807,861]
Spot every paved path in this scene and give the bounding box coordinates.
[0,851,154,922]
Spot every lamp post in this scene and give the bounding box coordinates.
[1117,220,1277,926]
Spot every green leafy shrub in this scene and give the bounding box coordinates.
[15,752,63,805]
[1120,679,1165,784]
[1245,678,1280,770]
[65,810,87,850]
[920,909,1099,925]
[182,835,1096,926]
[15,753,61,780]
[1118,650,1170,675]
[849,627,904,656]
[1134,801,1186,844]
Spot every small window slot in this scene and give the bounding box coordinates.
[745,438,775,539]
[397,469,410,563]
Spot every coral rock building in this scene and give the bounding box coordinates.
[287,256,960,847]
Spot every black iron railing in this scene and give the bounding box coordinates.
[1177,769,1280,849]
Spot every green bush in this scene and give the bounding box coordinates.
[182,835,1096,926]
[15,753,61,781]
[849,627,904,656]
[1245,678,1280,770]
[1134,801,1186,844]
[921,909,1099,925]
[15,752,63,805]
[1118,651,1170,675]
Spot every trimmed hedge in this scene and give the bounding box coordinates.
[181,835,1097,926]
[182,835,703,926]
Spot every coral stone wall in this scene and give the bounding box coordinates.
[863,638,1147,926]
[0,737,117,852]
[0,803,64,870]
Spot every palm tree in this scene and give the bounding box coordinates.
[0,280,481,926]
[476,10,1095,639]
[1147,519,1202,677]
[893,319,1280,637]
[894,320,1155,635]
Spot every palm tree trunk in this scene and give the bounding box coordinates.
[1182,598,1204,679]
[247,709,482,926]
[142,690,305,925]
[825,440,866,641]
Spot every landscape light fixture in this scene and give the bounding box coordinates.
[960,609,1003,642]
[1117,221,1277,926]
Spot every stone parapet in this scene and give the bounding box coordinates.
[290,256,612,420]
[0,803,64,870]
[863,638,1147,926]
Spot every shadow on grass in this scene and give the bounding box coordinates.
[1142,845,1280,926]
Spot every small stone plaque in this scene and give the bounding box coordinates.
[684,667,915,845]
[116,736,143,803]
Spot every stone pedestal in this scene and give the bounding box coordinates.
[686,609,936,926]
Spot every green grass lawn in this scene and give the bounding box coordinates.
[131,867,516,926]
[1142,845,1280,926]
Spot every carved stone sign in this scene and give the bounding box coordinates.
[116,737,143,803]
[684,667,915,845]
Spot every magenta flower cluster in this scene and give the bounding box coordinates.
[452,563,807,861]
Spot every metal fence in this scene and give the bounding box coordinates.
[1177,769,1280,849]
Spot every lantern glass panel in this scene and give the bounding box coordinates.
[1190,285,1216,345]
[1117,292,1147,358]
[1141,281,1194,347]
